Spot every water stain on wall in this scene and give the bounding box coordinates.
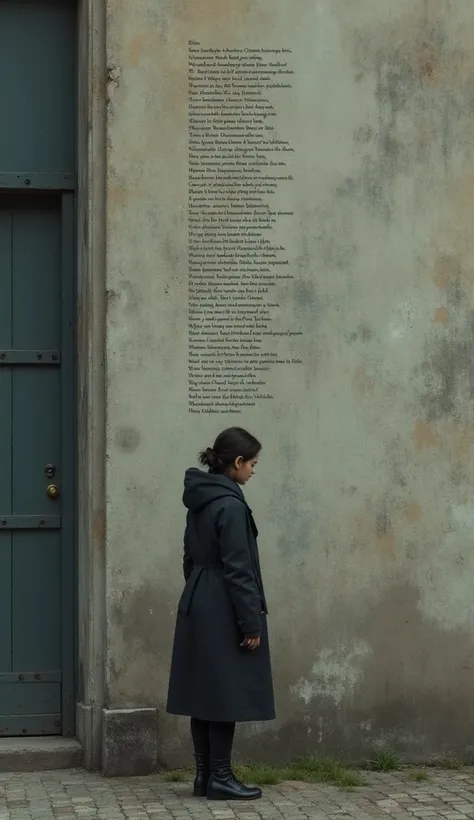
[353,365,375,395]
[412,419,440,451]
[281,581,474,763]
[108,581,175,705]
[433,307,448,324]
[405,502,422,523]
[418,314,474,421]
[114,426,141,453]
[338,6,474,220]
[102,0,474,764]
[291,638,373,707]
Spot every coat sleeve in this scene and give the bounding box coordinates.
[183,513,193,581]
[216,499,262,638]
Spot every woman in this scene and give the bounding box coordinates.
[167,427,275,801]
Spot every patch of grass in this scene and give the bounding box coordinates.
[440,758,462,770]
[235,763,283,786]
[408,770,429,782]
[290,757,365,789]
[366,746,402,772]
[237,757,365,790]
[163,756,366,791]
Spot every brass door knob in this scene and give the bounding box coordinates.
[47,484,60,499]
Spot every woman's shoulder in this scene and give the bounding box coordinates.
[215,493,246,511]
[212,493,250,521]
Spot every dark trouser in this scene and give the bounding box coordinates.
[191,717,236,759]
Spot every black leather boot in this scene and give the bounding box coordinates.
[193,754,210,797]
[207,758,262,801]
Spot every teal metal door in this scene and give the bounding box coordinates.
[0,194,75,736]
[0,0,76,738]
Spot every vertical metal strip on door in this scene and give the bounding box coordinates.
[0,212,13,703]
[60,192,75,737]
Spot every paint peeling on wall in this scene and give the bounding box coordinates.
[291,640,373,707]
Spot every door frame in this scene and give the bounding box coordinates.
[0,180,77,737]
[76,0,107,768]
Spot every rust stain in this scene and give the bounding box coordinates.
[352,506,397,558]
[413,419,440,452]
[125,30,169,70]
[343,3,474,90]
[416,47,440,87]
[92,508,106,549]
[108,187,145,207]
[452,172,474,214]
[426,175,474,307]
[405,502,422,523]
[411,44,474,91]
[433,307,448,324]
[431,254,461,290]
[377,532,396,557]
[441,421,474,462]
[452,426,474,462]
[353,365,374,395]
[426,174,474,304]
[127,34,148,69]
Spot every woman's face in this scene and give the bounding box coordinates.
[233,454,259,485]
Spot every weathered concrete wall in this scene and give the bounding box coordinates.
[103,0,474,765]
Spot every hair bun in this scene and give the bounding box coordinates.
[199,446,217,469]
[198,428,261,474]
[205,447,215,465]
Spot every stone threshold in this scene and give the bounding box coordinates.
[0,737,83,772]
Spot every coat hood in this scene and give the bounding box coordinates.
[183,468,246,513]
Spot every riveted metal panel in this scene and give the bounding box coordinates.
[0,193,74,736]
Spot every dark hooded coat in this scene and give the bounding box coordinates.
[166,469,275,723]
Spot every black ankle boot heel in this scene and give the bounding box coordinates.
[193,753,210,797]
[207,758,262,801]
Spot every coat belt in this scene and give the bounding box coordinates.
[178,564,221,614]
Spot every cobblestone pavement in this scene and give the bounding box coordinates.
[2,768,474,820]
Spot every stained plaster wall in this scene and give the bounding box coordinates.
[94,0,474,765]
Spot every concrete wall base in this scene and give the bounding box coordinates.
[76,702,103,771]
[102,708,158,777]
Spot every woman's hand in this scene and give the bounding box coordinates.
[240,636,260,650]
